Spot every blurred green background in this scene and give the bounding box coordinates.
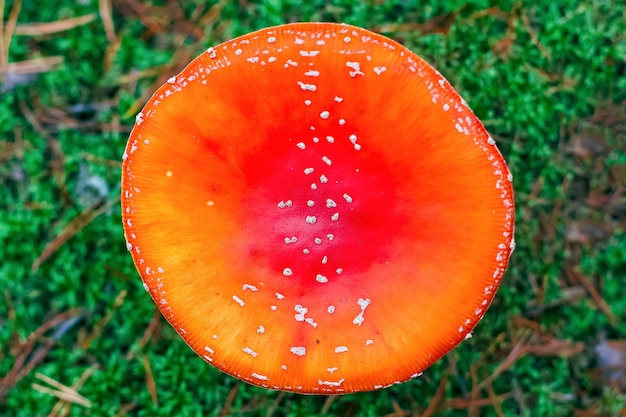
[1,0,625,416]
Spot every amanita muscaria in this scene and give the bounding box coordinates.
[121,22,515,394]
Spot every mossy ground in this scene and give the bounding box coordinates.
[1,0,625,416]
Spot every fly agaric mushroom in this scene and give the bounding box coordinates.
[121,22,515,394]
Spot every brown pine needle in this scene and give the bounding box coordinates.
[31,196,120,271]
[142,353,158,406]
[13,14,96,36]
[99,0,116,43]
[32,381,91,408]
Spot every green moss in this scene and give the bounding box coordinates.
[1,0,624,415]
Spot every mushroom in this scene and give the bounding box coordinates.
[121,22,515,394]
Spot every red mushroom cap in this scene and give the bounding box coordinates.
[121,22,515,394]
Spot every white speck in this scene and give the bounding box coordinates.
[290,346,306,356]
[281,365,288,370]
[268,56,277,63]
[135,112,144,125]
[295,305,316,327]
[297,142,306,149]
[207,47,216,58]
[349,134,358,144]
[411,372,423,379]
[283,268,293,277]
[316,40,326,45]
[314,238,322,244]
[235,48,243,56]
[285,59,298,67]
[294,305,307,321]
[271,305,277,311]
[284,236,297,244]
[320,110,330,119]
[305,70,320,77]
[251,372,268,380]
[327,234,334,240]
[233,295,245,307]
[327,367,338,374]
[307,200,315,207]
[306,216,317,224]
[297,81,317,91]
[304,100,311,106]
[326,135,335,143]
[303,248,310,254]
[311,183,317,190]
[277,200,293,208]
[316,274,328,283]
[126,242,132,251]
[334,346,348,353]
[243,347,258,357]
[346,61,364,77]
[322,156,332,166]
[344,36,351,43]
[366,340,374,346]
[352,298,371,326]
[294,38,305,45]
[320,175,328,183]
[331,213,339,221]
[246,57,259,64]
[312,136,320,143]
[338,119,345,125]
[275,292,285,300]
[299,50,320,57]
[373,66,387,75]
[334,96,343,103]
[336,268,343,274]
[268,36,276,43]
[142,282,149,292]
[319,378,345,387]
[510,239,516,251]
[443,103,450,111]
[304,167,314,175]
[455,123,464,133]
[242,284,258,291]
[354,144,362,151]
[167,76,176,84]
[321,256,328,264]
[487,136,496,145]
[204,346,215,354]
[257,325,265,334]
[465,332,473,340]
[507,173,513,182]
[326,199,337,208]
[327,305,335,314]
[342,193,353,203]
[458,326,464,333]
